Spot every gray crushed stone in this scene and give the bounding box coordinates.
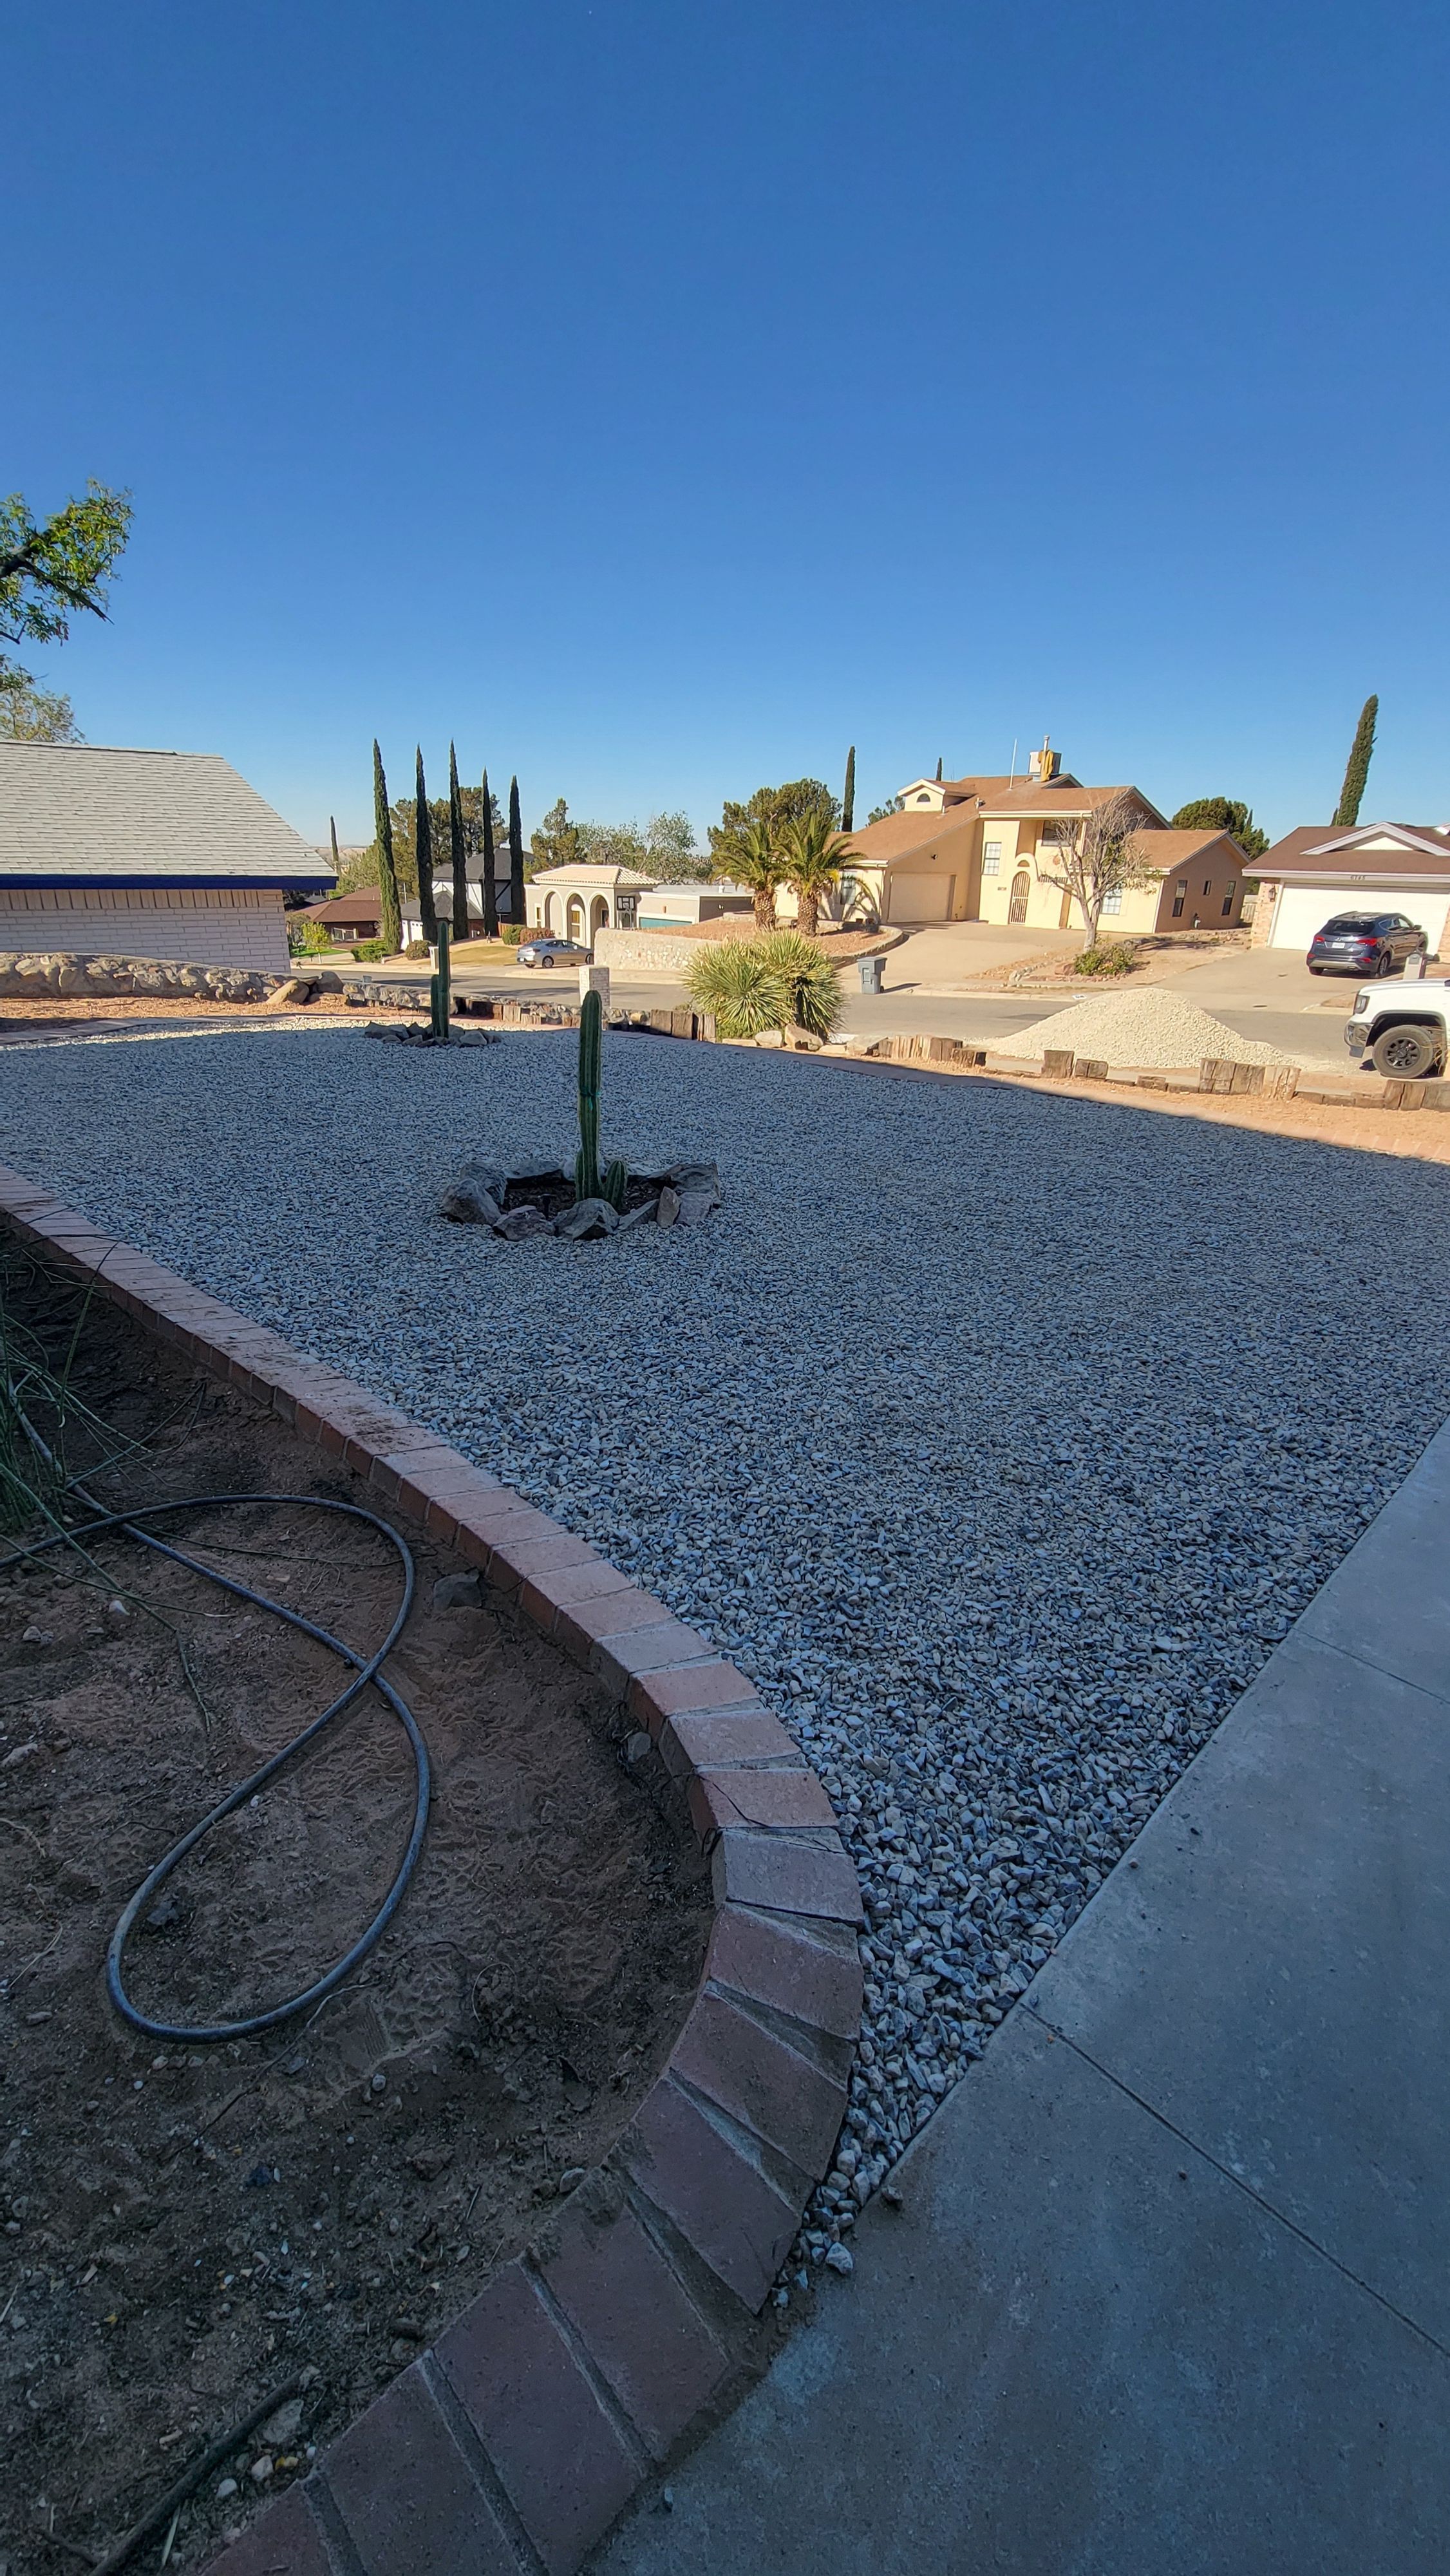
[3,1022,1449,2293]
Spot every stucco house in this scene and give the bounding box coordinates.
[637,882,754,929]
[525,862,654,942]
[1250,822,1450,956]
[843,743,1247,934]
[0,741,331,970]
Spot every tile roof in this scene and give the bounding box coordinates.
[0,743,330,889]
[303,889,381,923]
[845,807,984,865]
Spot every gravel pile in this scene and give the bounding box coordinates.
[1006,985,1295,1069]
[3,1023,1449,2293]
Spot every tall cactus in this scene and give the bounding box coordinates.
[430,918,451,1043]
[575,989,625,1206]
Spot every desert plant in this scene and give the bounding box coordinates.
[574,989,626,1206]
[429,920,452,1041]
[757,929,843,1039]
[686,930,843,1040]
[778,813,860,938]
[728,817,783,930]
[1073,941,1137,977]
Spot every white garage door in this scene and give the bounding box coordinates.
[887,873,952,923]
[1268,884,1450,954]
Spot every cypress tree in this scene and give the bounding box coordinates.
[842,745,856,833]
[415,746,438,943]
[1333,694,1379,828]
[372,741,402,955]
[329,815,342,878]
[480,767,499,937]
[448,740,469,942]
[508,774,524,930]
[935,755,943,782]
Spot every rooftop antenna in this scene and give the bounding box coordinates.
[1008,737,1018,786]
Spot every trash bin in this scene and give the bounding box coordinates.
[858,954,885,994]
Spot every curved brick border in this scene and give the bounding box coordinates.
[0,1165,862,2576]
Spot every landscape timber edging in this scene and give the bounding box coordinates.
[0,1162,862,2576]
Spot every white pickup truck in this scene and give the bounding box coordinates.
[1345,980,1450,1079]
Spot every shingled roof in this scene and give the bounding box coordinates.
[0,743,332,890]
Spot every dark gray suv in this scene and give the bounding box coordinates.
[1307,911,1429,976]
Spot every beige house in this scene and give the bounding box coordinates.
[1251,822,1450,956]
[525,862,654,942]
[843,743,1247,935]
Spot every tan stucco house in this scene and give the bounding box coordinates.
[1251,822,1450,956]
[843,743,1248,934]
[525,862,654,942]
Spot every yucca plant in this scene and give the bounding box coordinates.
[686,930,843,1041]
[756,930,843,1039]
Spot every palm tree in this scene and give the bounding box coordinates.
[728,816,784,931]
[779,812,859,939]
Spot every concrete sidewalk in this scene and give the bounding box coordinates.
[593,1424,1450,2573]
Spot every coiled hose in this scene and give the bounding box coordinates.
[1,1457,431,2043]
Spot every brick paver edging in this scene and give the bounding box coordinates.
[0,1165,862,2576]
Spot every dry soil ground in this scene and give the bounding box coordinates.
[0,1253,708,2573]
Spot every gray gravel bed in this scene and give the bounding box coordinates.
[3,1023,1449,2297]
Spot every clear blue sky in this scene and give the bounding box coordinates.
[7,0,1447,847]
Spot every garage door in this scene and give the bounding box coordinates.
[887,873,953,923]
[1269,884,1450,953]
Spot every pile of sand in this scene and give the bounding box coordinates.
[1005,986,1295,1071]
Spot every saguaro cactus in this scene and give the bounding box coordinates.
[575,989,626,1206]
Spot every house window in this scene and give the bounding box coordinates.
[1221,885,1236,916]
[1171,878,1187,920]
[1202,879,1212,895]
[1101,887,1123,914]
[983,842,1001,876]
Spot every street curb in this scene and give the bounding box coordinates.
[0,1164,862,2576]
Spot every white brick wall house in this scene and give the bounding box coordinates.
[0,743,331,971]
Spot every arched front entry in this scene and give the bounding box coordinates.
[567,896,585,940]
[1008,868,1030,924]
[543,893,558,933]
[590,895,610,938]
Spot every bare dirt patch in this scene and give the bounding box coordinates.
[0,1252,709,2571]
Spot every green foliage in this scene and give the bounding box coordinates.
[866,799,900,824]
[531,795,582,874]
[372,740,402,953]
[778,813,858,938]
[1333,694,1379,828]
[842,746,856,833]
[412,749,437,941]
[1171,797,1269,861]
[0,674,82,741]
[758,929,843,1038]
[404,938,431,960]
[448,741,470,941]
[1073,941,1137,977]
[0,480,132,699]
[500,922,523,945]
[480,766,499,938]
[684,929,843,1040]
[708,779,840,878]
[509,776,525,927]
[351,938,387,963]
[288,915,334,955]
[429,920,452,1042]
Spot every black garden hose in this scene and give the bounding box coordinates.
[0,1478,431,2043]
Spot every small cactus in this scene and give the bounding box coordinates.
[574,992,626,1204]
[430,920,452,1043]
